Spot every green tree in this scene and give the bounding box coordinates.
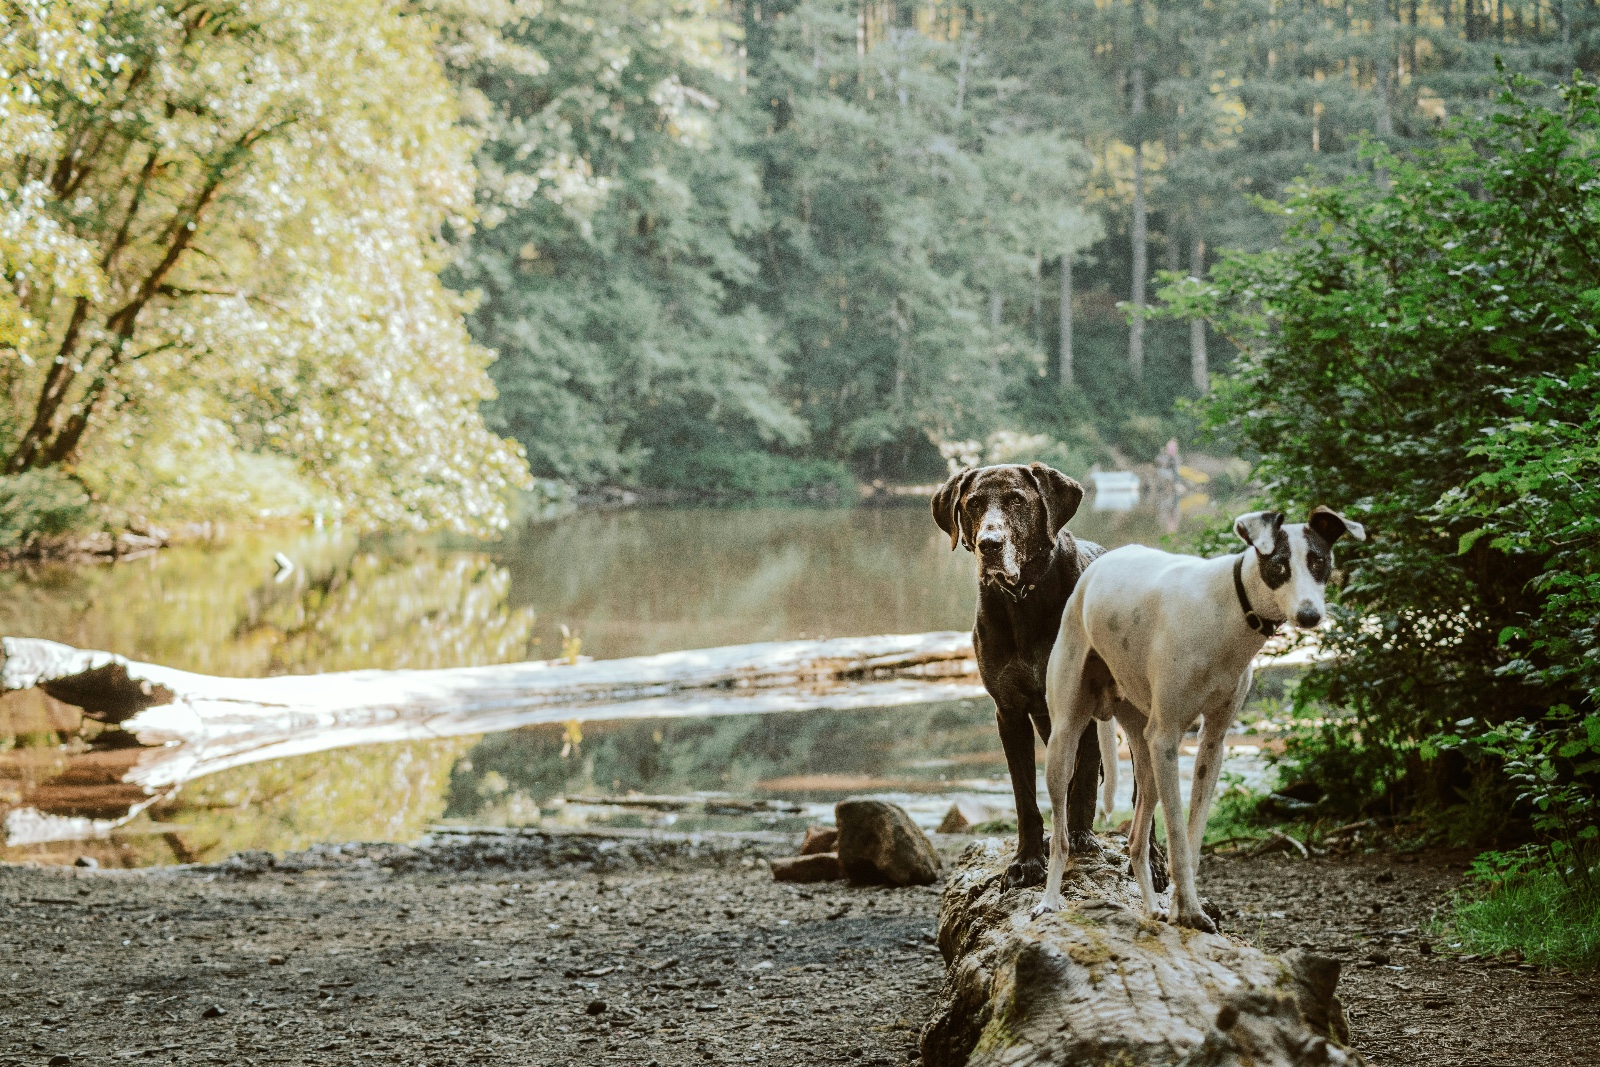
[744,0,1098,477]
[0,0,527,531]
[443,0,812,489]
[1160,70,1600,823]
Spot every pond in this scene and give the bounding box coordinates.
[0,492,1271,866]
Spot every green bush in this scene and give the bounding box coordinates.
[0,470,91,549]
[1158,69,1600,828]
[644,449,857,500]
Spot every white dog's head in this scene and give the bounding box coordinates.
[1234,507,1366,629]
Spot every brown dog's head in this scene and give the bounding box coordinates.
[931,463,1084,594]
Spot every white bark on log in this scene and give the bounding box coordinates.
[921,839,1365,1067]
[0,632,982,796]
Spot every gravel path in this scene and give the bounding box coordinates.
[0,830,1594,1066]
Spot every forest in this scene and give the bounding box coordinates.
[2,0,1594,525]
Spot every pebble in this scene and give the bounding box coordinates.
[201,1005,226,1019]
[586,1000,607,1015]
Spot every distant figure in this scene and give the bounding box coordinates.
[1155,438,1181,486]
[1156,438,1182,532]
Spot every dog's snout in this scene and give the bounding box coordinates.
[1294,604,1323,628]
[977,527,1006,549]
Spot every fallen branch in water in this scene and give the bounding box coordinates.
[0,632,979,843]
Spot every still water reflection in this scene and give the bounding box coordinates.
[0,496,1230,866]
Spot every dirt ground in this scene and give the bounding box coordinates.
[0,829,1596,1067]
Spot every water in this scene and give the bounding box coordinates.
[0,493,1268,866]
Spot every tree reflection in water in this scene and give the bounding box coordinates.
[0,500,1227,866]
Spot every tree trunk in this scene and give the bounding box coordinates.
[920,839,1367,1066]
[0,632,982,842]
[3,634,1317,847]
[2,631,981,784]
[1375,0,1395,139]
[1031,251,1043,346]
[1059,252,1074,388]
[1129,61,1147,382]
[1190,236,1208,393]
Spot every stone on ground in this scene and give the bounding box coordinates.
[800,826,839,855]
[834,798,941,887]
[770,852,844,883]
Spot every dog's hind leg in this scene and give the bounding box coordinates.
[1096,719,1118,826]
[1031,633,1096,918]
[1029,704,1092,918]
[1122,722,1163,919]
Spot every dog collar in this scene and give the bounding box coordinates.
[1233,553,1282,636]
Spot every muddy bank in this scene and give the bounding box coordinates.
[0,831,1595,1067]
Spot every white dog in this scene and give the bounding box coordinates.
[1032,507,1365,930]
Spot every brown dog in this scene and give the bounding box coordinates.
[932,462,1106,889]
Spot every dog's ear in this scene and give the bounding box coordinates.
[1308,506,1366,544]
[1024,462,1084,541]
[931,468,977,551]
[1234,510,1284,554]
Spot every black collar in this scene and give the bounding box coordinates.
[987,535,1061,603]
[1233,553,1282,636]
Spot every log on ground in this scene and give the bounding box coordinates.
[921,839,1365,1067]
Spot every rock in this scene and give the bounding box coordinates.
[800,826,839,855]
[834,799,941,887]
[935,800,1004,834]
[936,806,969,834]
[771,853,844,883]
[73,856,98,868]
[202,1005,227,1019]
[267,955,286,966]
[586,1000,607,1015]
[49,1057,69,1066]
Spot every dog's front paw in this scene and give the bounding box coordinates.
[1173,907,1218,934]
[1003,856,1047,890]
[1030,893,1067,919]
[1068,830,1108,859]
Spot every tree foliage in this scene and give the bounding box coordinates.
[0,0,527,531]
[1161,71,1600,837]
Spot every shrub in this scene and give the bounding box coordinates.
[645,449,857,500]
[0,470,92,549]
[1158,69,1600,825]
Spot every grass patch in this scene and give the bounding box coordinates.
[1441,867,1600,970]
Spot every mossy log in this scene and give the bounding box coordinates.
[921,839,1365,1067]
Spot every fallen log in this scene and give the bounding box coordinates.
[1,632,980,843]
[921,838,1365,1067]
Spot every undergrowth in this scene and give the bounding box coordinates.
[1434,855,1600,970]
